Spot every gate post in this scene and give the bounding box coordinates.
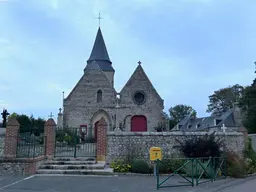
[44,118,56,159]
[4,117,19,159]
[96,117,107,162]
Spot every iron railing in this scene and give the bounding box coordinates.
[156,156,227,189]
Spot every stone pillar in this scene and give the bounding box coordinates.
[57,108,63,128]
[44,118,56,159]
[4,117,19,159]
[96,117,107,162]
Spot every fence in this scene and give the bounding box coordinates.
[156,157,227,189]
[0,134,4,159]
[16,132,46,158]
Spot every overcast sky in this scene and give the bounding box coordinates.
[0,0,255,120]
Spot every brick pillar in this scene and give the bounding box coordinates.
[44,118,56,159]
[4,117,20,159]
[96,117,107,162]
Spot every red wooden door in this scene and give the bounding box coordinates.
[131,115,147,132]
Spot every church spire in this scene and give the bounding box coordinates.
[86,27,114,72]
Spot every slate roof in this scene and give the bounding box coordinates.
[174,108,240,132]
[86,27,114,72]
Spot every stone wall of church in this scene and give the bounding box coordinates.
[106,131,245,163]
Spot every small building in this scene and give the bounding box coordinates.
[173,103,244,132]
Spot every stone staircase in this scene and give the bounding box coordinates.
[36,158,114,175]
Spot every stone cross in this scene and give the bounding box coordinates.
[48,112,54,118]
[221,124,227,133]
[1,108,9,128]
[59,108,62,114]
[138,61,142,65]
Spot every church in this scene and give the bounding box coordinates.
[58,27,166,132]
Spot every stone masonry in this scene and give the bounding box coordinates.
[106,131,245,163]
[61,27,165,132]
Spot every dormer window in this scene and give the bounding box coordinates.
[97,90,102,103]
[196,124,200,129]
[187,124,192,129]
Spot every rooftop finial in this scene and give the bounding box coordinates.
[96,12,103,27]
[138,61,141,65]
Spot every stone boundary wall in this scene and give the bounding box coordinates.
[249,134,256,151]
[106,131,245,163]
[0,156,46,176]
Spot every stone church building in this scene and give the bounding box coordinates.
[58,27,165,132]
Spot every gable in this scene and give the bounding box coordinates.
[65,61,116,105]
[120,64,163,107]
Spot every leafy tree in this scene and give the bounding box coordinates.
[8,113,46,134]
[169,104,197,123]
[243,79,256,133]
[206,84,248,116]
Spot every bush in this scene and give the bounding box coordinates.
[226,151,247,178]
[174,132,223,158]
[244,137,256,174]
[158,159,185,174]
[110,160,131,173]
[131,160,152,174]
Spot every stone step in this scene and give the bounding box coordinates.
[39,164,105,170]
[52,157,96,161]
[36,168,114,175]
[44,160,96,165]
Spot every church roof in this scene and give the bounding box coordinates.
[86,27,114,72]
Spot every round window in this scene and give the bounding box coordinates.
[134,92,146,104]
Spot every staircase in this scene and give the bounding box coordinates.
[36,158,114,175]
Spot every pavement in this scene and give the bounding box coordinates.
[0,174,255,192]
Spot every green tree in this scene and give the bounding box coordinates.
[169,104,197,123]
[8,113,46,134]
[206,84,248,116]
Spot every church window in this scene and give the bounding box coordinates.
[97,90,102,103]
[133,91,146,105]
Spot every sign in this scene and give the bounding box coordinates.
[150,147,162,161]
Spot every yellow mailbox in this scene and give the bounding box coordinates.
[150,147,162,161]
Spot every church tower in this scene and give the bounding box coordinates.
[85,27,115,86]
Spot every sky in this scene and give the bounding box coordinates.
[0,0,255,121]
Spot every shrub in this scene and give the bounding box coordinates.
[110,160,131,173]
[226,151,247,178]
[174,132,223,158]
[131,160,152,174]
[244,137,256,174]
[158,159,185,174]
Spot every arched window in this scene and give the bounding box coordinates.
[97,90,102,103]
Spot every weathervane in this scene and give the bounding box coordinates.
[96,12,103,27]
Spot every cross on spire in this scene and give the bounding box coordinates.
[138,61,141,65]
[96,12,103,27]
[49,112,54,118]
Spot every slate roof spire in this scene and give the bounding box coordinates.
[86,27,114,72]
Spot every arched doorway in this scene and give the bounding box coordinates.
[131,115,147,132]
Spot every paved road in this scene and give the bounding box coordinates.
[0,175,255,192]
[214,176,256,192]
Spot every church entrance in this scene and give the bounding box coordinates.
[54,126,96,158]
[131,115,147,132]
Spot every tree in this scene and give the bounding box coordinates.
[169,104,197,123]
[206,84,248,116]
[8,113,46,134]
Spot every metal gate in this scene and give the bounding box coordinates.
[54,127,96,158]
